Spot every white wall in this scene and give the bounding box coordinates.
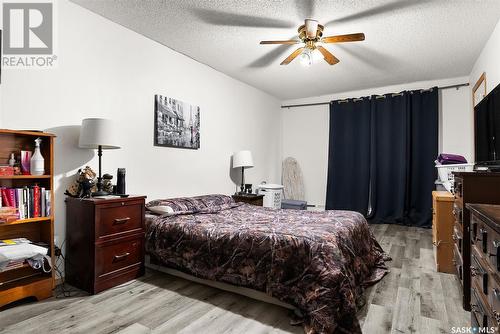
[282,77,472,207]
[470,18,500,95]
[0,1,282,249]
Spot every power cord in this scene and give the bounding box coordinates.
[53,240,81,298]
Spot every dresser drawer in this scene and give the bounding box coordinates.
[471,247,489,296]
[95,236,143,278]
[96,202,143,238]
[484,224,500,273]
[453,202,463,226]
[453,224,463,254]
[489,276,500,320]
[471,282,494,329]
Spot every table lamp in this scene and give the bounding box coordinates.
[79,118,120,196]
[232,150,254,194]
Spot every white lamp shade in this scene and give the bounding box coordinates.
[233,150,254,168]
[79,118,120,149]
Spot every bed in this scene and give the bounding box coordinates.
[145,195,389,333]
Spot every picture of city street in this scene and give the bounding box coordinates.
[154,95,200,149]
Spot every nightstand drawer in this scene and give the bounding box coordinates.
[96,202,143,238]
[96,236,143,278]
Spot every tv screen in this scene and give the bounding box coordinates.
[475,83,500,165]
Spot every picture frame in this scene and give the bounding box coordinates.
[154,95,200,149]
[472,72,486,107]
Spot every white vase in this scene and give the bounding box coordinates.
[30,138,45,176]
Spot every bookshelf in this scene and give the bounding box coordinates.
[0,129,55,307]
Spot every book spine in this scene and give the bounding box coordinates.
[23,188,28,220]
[1,189,8,208]
[33,185,40,218]
[29,188,34,218]
[8,189,15,208]
[16,189,23,219]
[45,192,51,217]
[40,188,46,217]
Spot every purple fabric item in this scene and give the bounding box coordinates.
[437,153,467,165]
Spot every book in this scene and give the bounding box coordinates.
[45,191,51,216]
[33,185,40,218]
[7,189,15,208]
[23,187,29,219]
[40,188,46,217]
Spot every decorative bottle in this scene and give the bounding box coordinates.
[8,153,15,167]
[30,138,45,176]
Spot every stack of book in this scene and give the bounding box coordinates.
[0,207,18,223]
[0,186,51,220]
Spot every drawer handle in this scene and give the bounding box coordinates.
[114,217,131,225]
[471,303,480,314]
[494,288,500,300]
[494,240,500,248]
[113,252,130,261]
[494,310,500,323]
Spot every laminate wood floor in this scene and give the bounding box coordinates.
[0,224,469,334]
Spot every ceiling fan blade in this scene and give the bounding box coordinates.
[317,46,339,65]
[322,33,365,43]
[260,40,301,45]
[280,47,305,65]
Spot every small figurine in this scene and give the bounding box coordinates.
[65,166,97,198]
[8,153,15,167]
[102,173,114,194]
[80,179,94,198]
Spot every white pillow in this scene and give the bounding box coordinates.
[149,205,175,215]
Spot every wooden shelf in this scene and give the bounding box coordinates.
[0,129,55,137]
[0,275,52,306]
[0,217,52,226]
[0,175,51,180]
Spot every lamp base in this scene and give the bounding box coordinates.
[92,190,109,197]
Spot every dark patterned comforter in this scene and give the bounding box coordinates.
[145,195,389,333]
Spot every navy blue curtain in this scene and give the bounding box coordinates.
[326,98,371,215]
[326,88,438,227]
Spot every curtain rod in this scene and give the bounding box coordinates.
[280,82,470,109]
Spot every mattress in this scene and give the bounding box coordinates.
[145,196,389,333]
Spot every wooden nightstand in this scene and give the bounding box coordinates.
[232,194,264,206]
[65,195,146,294]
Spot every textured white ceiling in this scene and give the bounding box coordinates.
[71,0,500,99]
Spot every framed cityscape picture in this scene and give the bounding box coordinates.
[154,95,200,149]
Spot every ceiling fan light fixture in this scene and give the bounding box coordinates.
[300,48,313,67]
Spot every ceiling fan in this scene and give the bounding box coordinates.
[260,19,365,66]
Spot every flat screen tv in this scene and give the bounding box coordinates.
[475,82,500,167]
